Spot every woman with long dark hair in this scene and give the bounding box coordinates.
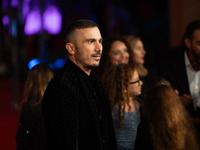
[16,64,54,150]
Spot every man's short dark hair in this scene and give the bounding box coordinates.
[184,19,200,40]
[181,19,200,49]
[65,19,98,43]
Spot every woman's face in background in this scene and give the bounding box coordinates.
[132,40,146,65]
[109,40,129,65]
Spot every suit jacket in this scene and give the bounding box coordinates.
[158,50,195,116]
[42,59,117,150]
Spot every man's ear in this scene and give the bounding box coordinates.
[184,38,191,49]
[66,43,75,55]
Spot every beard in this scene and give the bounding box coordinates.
[75,46,101,69]
[190,45,200,63]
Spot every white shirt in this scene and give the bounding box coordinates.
[185,51,200,110]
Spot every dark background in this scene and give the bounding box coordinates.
[0,0,169,78]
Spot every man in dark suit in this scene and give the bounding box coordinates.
[42,20,117,150]
[159,19,200,140]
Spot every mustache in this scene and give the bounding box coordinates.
[91,52,102,57]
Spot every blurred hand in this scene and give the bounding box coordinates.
[174,89,179,95]
[174,89,193,106]
[179,94,193,107]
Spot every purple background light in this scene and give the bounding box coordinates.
[24,9,42,35]
[43,6,62,34]
[22,3,29,20]
[22,0,32,20]
[2,0,9,9]
[10,0,19,8]
[2,15,10,27]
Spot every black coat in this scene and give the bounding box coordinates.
[158,50,195,116]
[42,59,117,150]
[16,103,46,150]
[134,117,153,150]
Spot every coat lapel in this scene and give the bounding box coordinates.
[173,54,190,95]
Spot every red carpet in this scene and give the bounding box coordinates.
[0,78,24,150]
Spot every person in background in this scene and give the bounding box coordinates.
[124,35,147,78]
[16,63,54,150]
[42,19,117,150]
[93,34,132,79]
[158,19,200,140]
[134,77,199,150]
[102,64,142,150]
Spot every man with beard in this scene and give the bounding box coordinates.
[159,19,200,145]
[42,19,117,150]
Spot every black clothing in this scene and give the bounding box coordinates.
[158,50,195,116]
[134,117,153,150]
[16,103,46,150]
[42,59,117,150]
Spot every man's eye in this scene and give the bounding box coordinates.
[86,39,92,43]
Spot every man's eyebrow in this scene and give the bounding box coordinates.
[86,38,103,42]
[86,38,95,42]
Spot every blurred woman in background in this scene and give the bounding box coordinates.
[16,64,54,150]
[93,34,132,79]
[124,35,148,78]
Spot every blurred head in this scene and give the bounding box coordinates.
[101,34,132,66]
[109,40,129,65]
[142,76,199,150]
[143,77,180,114]
[183,20,200,62]
[102,64,141,107]
[65,19,103,74]
[125,35,146,65]
[23,64,54,106]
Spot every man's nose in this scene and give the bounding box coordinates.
[95,42,102,52]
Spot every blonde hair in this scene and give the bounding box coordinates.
[125,35,148,77]
[23,64,54,107]
[142,77,199,150]
[102,64,138,131]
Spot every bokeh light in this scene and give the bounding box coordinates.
[24,9,42,35]
[2,15,10,27]
[28,58,40,70]
[43,6,62,34]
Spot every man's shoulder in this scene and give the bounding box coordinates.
[44,64,79,96]
[54,61,78,80]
